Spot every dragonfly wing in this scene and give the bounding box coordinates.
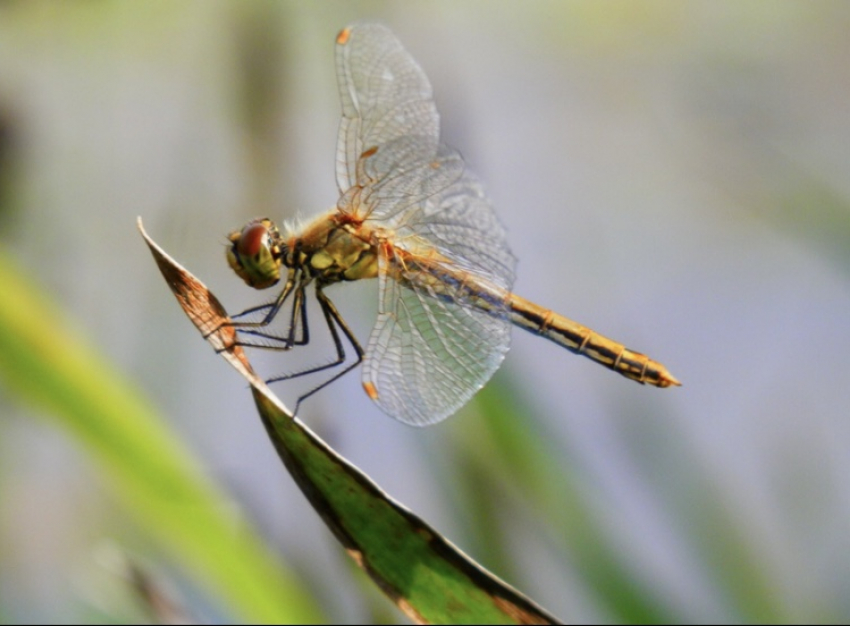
[363,251,513,427]
[362,169,517,426]
[338,22,518,425]
[336,22,439,194]
[356,141,465,223]
[390,166,517,287]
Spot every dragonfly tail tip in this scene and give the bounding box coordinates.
[662,371,682,388]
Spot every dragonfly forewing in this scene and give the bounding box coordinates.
[335,23,440,194]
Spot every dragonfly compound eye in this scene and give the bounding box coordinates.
[226,218,283,289]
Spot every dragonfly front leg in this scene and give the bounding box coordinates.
[233,283,311,350]
[204,271,297,344]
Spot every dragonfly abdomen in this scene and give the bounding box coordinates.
[507,294,680,388]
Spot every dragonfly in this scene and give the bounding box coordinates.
[225,22,680,427]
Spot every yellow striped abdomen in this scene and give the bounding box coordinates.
[506,294,680,388]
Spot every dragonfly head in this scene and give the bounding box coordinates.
[226,218,285,290]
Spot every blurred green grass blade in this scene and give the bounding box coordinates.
[682,478,785,623]
[0,245,324,624]
[461,376,789,623]
[138,220,562,625]
[452,379,678,624]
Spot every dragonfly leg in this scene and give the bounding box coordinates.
[204,272,297,345]
[264,286,365,417]
[232,280,309,350]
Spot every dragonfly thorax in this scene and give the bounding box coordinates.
[228,214,380,292]
[296,214,379,285]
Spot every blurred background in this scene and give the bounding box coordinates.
[2,1,850,623]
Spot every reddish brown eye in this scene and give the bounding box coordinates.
[237,222,269,258]
[227,218,282,289]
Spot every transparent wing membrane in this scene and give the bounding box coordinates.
[335,23,439,194]
[336,23,517,424]
[364,250,513,426]
[356,141,466,223]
